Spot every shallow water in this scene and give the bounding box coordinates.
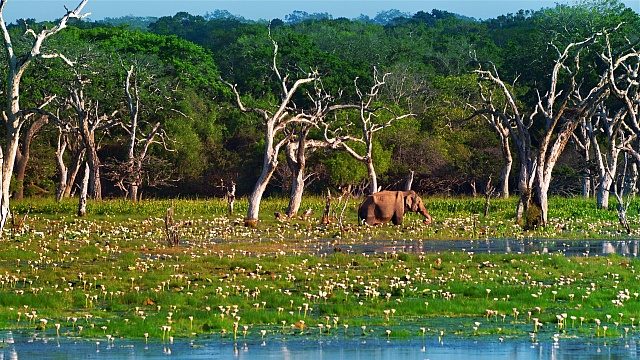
[316,239,640,257]
[3,331,640,359]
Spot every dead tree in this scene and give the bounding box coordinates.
[54,124,85,201]
[613,151,633,234]
[14,115,49,199]
[283,82,358,217]
[284,126,312,217]
[223,33,319,226]
[466,84,513,198]
[67,72,116,201]
[325,68,413,195]
[54,127,68,201]
[0,0,88,230]
[600,30,640,205]
[474,33,609,228]
[116,64,170,201]
[590,106,630,209]
[404,170,415,191]
[77,163,89,217]
[571,114,593,198]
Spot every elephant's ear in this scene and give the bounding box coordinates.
[405,193,415,209]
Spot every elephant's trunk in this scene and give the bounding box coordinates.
[418,203,432,225]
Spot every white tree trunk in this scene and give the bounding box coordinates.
[129,184,139,202]
[246,161,276,223]
[500,137,512,198]
[0,130,21,229]
[246,131,278,223]
[366,158,378,194]
[287,170,305,217]
[78,163,89,217]
[64,149,84,198]
[597,172,615,209]
[404,170,414,191]
[55,137,68,202]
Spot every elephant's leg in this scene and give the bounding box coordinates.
[392,213,403,225]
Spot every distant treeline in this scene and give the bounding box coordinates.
[10,0,640,200]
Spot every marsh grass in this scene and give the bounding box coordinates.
[0,196,639,342]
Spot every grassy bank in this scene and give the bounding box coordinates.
[0,196,638,342]
[10,195,640,240]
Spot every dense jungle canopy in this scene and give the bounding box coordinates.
[7,0,640,201]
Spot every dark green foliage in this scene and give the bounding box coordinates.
[11,1,640,199]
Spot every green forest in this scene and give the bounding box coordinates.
[1,0,639,227]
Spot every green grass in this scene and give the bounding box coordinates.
[0,196,638,343]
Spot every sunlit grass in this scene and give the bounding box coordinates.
[0,196,638,343]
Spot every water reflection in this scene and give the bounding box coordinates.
[318,239,640,258]
[4,331,640,360]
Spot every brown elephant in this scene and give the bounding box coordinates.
[358,190,432,226]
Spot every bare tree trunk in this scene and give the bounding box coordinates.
[246,143,278,225]
[597,172,615,209]
[64,148,84,198]
[285,159,305,218]
[404,170,414,191]
[285,128,309,217]
[627,162,638,195]
[590,108,626,209]
[1,130,21,230]
[470,179,478,197]
[366,157,378,194]
[515,156,534,225]
[582,170,592,198]
[483,176,495,217]
[321,189,332,224]
[84,139,101,200]
[287,169,305,217]
[78,163,89,217]
[129,184,139,202]
[500,138,512,198]
[536,178,551,226]
[13,115,48,200]
[614,152,633,234]
[55,131,68,202]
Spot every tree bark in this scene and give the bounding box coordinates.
[129,184,139,202]
[55,131,68,202]
[597,172,615,209]
[78,163,89,217]
[246,127,279,224]
[14,115,48,200]
[285,134,307,217]
[246,158,277,224]
[64,147,85,198]
[499,137,512,198]
[80,127,101,200]
[404,170,414,191]
[366,157,378,194]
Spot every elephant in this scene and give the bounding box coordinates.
[358,190,432,226]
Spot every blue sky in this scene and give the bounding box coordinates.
[2,0,639,22]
